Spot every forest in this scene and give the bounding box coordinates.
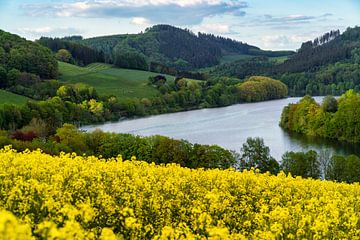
[0,30,57,87]
[37,37,105,66]
[211,26,360,96]
[32,25,360,98]
[71,25,292,71]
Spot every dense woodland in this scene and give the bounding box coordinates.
[76,25,292,71]
[37,37,105,66]
[0,30,57,88]
[211,26,360,96]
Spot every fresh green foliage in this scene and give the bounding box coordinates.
[279,149,360,183]
[0,91,111,132]
[8,80,62,100]
[2,123,237,170]
[55,49,72,63]
[280,91,360,143]
[237,76,288,102]
[321,95,338,113]
[56,83,98,103]
[281,150,321,179]
[326,155,360,183]
[0,29,58,80]
[0,29,59,102]
[236,137,280,174]
[0,89,29,106]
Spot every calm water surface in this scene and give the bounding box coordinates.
[82,97,360,160]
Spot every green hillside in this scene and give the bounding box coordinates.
[58,62,175,100]
[75,25,293,70]
[0,89,29,106]
[0,29,57,80]
[210,26,360,96]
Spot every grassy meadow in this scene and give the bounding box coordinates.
[58,62,175,100]
[0,89,29,106]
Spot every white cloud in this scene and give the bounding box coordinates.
[130,17,151,26]
[193,23,231,34]
[17,27,83,39]
[18,27,54,34]
[113,0,223,7]
[22,0,248,25]
[59,0,242,8]
[261,34,314,50]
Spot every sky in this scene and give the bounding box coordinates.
[0,0,359,50]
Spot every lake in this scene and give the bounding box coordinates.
[82,97,360,160]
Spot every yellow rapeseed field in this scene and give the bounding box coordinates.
[0,146,360,239]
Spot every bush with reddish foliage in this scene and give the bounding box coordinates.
[11,131,37,141]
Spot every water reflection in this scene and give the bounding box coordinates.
[283,131,360,157]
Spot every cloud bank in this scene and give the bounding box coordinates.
[22,0,248,25]
[17,26,83,38]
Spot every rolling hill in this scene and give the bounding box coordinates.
[43,25,293,71]
[58,62,175,100]
[210,26,360,96]
[0,29,57,80]
[0,89,29,106]
[273,28,360,74]
[3,25,359,102]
